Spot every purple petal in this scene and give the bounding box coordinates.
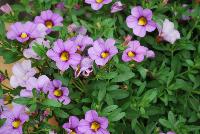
[133,26,146,37]
[131,6,143,17]
[126,15,138,28]
[142,9,152,20]
[145,20,156,32]
[85,110,98,122]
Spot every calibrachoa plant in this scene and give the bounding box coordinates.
[0,0,199,134]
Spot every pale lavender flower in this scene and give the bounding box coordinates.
[72,35,93,52]
[85,0,112,10]
[122,40,147,62]
[10,60,36,88]
[46,80,70,105]
[23,38,50,59]
[20,75,51,97]
[111,1,124,13]
[7,22,47,43]
[126,6,156,37]
[67,23,87,35]
[0,104,29,134]
[72,57,93,78]
[88,38,118,66]
[78,110,109,134]
[46,39,81,71]
[157,19,180,44]
[146,50,155,58]
[160,131,176,134]
[34,10,63,33]
[63,116,81,134]
[0,3,12,14]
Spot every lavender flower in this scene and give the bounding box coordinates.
[111,1,124,13]
[34,10,63,33]
[20,75,51,97]
[78,110,109,134]
[0,3,12,14]
[10,60,36,88]
[46,80,70,105]
[23,38,50,59]
[47,39,81,71]
[126,6,156,37]
[122,41,147,62]
[146,50,155,58]
[72,35,93,52]
[85,0,112,10]
[7,22,47,43]
[63,116,81,134]
[88,38,118,66]
[0,104,29,134]
[67,23,87,35]
[157,19,180,44]
[72,57,93,78]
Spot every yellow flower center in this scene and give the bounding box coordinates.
[45,20,53,29]
[138,17,147,26]
[60,52,69,61]
[77,45,81,50]
[96,0,103,3]
[20,32,28,39]
[53,89,63,97]
[12,120,21,129]
[91,122,100,132]
[101,52,109,59]
[128,51,135,57]
[70,130,77,134]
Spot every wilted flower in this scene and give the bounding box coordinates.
[67,23,87,35]
[47,39,81,71]
[0,104,29,134]
[126,6,156,37]
[7,22,47,43]
[72,35,93,52]
[34,10,63,33]
[10,60,36,88]
[46,80,70,105]
[55,2,65,10]
[78,110,109,134]
[72,57,93,78]
[20,75,51,97]
[85,0,112,10]
[111,1,124,13]
[0,3,12,14]
[63,116,81,134]
[23,38,50,59]
[157,19,180,44]
[122,40,147,62]
[0,73,5,83]
[122,35,132,46]
[88,38,118,66]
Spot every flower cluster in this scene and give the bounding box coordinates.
[63,110,109,134]
[0,0,186,134]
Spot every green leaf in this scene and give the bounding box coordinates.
[13,97,34,105]
[102,105,118,113]
[159,119,171,128]
[111,72,135,82]
[109,90,129,100]
[54,109,69,118]
[109,112,126,122]
[98,88,106,102]
[32,44,47,57]
[42,99,62,107]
